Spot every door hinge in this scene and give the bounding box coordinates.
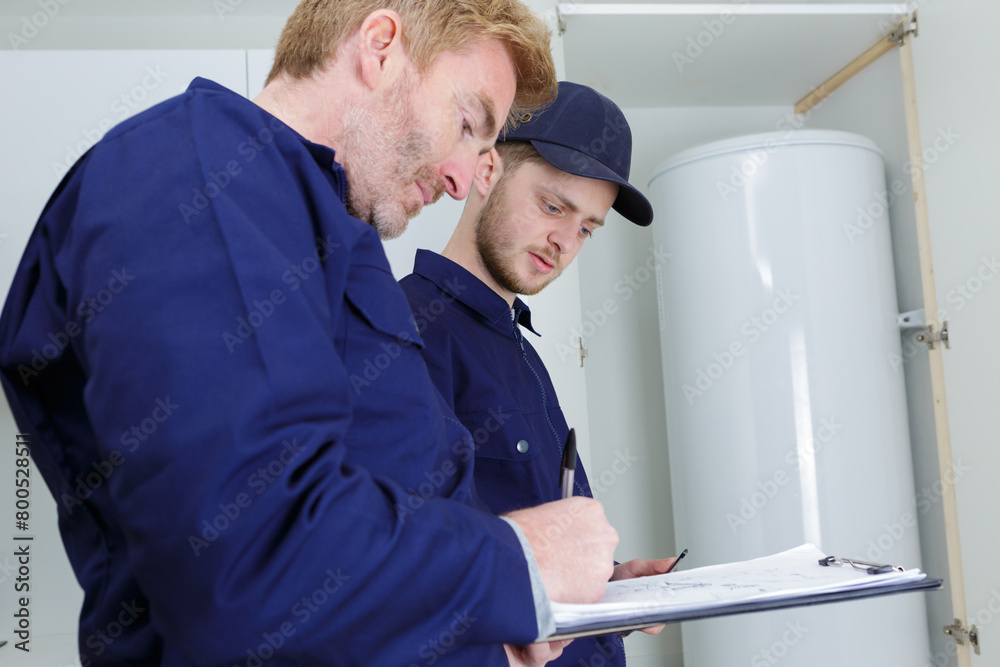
[944,618,981,655]
[916,321,950,350]
[578,337,588,368]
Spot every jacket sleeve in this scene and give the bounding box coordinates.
[37,107,539,665]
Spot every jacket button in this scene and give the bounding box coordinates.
[516,440,529,453]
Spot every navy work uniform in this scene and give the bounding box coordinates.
[0,79,548,667]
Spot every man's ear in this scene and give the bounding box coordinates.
[474,148,504,198]
[356,9,405,90]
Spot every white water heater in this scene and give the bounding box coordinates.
[649,130,930,666]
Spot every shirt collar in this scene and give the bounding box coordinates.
[412,249,539,337]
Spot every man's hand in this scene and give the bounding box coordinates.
[610,558,677,636]
[611,558,676,581]
[504,640,573,666]
[506,497,618,603]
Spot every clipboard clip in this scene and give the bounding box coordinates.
[818,556,904,575]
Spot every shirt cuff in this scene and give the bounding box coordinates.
[500,516,556,640]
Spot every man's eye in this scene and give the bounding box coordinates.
[462,119,473,136]
[581,226,593,237]
[544,203,559,214]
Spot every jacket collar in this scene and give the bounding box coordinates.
[411,249,539,338]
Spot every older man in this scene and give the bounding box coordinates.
[0,3,618,666]
[401,82,671,666]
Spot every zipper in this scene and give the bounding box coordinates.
[512,310,586,496]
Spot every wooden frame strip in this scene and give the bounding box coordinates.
[898,32,971,667]
[795,20,908,115]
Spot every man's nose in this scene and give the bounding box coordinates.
[548,222,578,255]
[438,149,478,201]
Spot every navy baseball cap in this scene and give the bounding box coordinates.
[501,81,653,226]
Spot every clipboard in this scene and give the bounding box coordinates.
[547,576,942,640]
[544,546,943,641]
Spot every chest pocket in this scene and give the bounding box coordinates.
[461,407,543,463]
[343,263,423,347]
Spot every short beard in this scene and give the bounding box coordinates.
[339,70,438,240]
[475,176,559,297]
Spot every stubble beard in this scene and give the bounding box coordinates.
[475,178,561,297]
[340,71,440,240]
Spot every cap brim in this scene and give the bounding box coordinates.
[530,140,654,226]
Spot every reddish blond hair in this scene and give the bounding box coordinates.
[267,0,556,127]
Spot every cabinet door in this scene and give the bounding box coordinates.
[0,49,246,666]
[913,17,1000,665]
[247,48,274,99]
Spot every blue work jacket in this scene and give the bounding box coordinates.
[0,79,538,666]
[400,250,627,666]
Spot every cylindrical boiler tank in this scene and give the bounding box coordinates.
[649,130,930,666]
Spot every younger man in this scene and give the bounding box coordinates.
[401,82,670,666]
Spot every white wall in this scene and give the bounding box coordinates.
[0,1,296,50]
[910,1,1000,664]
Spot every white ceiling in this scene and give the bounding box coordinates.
[561,4,911,107]
[0,0,299,16]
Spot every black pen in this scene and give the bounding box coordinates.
[560,428,577,499]
[665,548,688,574]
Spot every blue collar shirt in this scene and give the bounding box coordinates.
[400,249,627,666]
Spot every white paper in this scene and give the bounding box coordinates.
[551,544,926,627]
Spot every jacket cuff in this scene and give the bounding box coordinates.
[499,516,556,640]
